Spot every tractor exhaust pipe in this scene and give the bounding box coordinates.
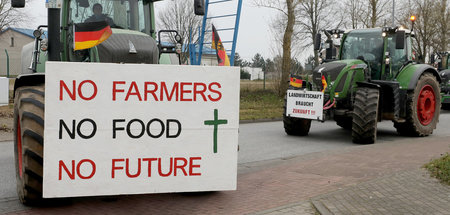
[48,8,61,61]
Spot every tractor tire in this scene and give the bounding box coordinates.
[14,85,45,205]
[394,73,440,136]
[283,92,311,136]
[283,115,311,136]
[352,87,379,144]
[335,116,352,130]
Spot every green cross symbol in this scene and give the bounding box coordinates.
[204,109,228,153]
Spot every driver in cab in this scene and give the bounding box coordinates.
[85,3,115,27]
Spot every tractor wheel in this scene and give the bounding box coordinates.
[14,85,45,205]
[335,116,352,130]
[283,93,311,136]
[283,115,311,136]
[352,87,379,144]
[394,73,440,136]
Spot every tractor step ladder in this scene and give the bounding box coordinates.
[193,0,243,66]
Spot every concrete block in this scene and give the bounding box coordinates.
[0,77,9,106]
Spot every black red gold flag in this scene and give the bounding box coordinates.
[290,76,303,88]
[211,24,230,66]
[73,21,112,51]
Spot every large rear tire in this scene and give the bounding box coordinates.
[394,73,440,136]
[14,85,45,205]
[352,87,379,144]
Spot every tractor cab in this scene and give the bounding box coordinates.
[65,0,160,64]
[16,0,185,75]
[338,28,413,80]
[69,0,153,35]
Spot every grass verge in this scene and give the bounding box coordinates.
[424,153,450,185]
[240,89,283,121]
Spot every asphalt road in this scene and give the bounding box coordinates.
[239,109,450,163]
[1,110,450,202]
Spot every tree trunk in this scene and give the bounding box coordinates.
[370,0,377,28]
[438,0,448,51]
[279,0,296,96]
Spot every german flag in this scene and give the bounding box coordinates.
[321,75,328,92]
[290,75,303,88]
[73,21,112,51]
[212,24,230,66]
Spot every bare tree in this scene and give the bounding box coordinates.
[158,0,210,64]
[397,0,449,61]
[340,0,365,29]
[359,0,390,28]
[0,0,28,31]
[432,0,449,52]
[254,0,302,96]
[411,0,437,63]
[296,0,340,66]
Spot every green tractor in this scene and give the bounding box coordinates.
[11,0,203,205]
[284,27,441,144]
[431,52,450,110]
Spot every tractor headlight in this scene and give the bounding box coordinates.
[33,29,42,38]
[175,34,182,43]
[175,43,182,54]
[40,39,48,51]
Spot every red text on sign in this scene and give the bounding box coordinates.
[112,81,222,102]
[60,80,98,101]
[111,157,202,178]
[59,159,96,180]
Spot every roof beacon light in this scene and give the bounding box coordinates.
[410,15,416,32]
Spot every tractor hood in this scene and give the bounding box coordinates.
[97,29,159,64]
[312,60,364,86]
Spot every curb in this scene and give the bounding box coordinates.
[311,200,333,215]
[239,118,282,124]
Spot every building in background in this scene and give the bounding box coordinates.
[243,67,263,80]
[0,28,37,77]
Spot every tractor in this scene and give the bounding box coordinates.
[11,0,204,205]
[284,25,441,144]
[431,52,450,110]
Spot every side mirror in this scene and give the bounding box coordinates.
[11,0,25,7]
[325,39,334,60]
[194,0,205,16]
[314,33,321,51]
[396,30,405,49]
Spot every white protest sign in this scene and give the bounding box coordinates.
[286,90,324,120]
[43,62,239,198]
[0,78,8,106]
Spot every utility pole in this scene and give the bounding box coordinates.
[392,0,395,26]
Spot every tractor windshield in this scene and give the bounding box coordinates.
[69,0,152,35]
[340,29,383,77]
